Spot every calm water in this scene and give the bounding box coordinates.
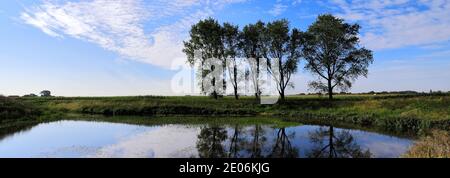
[0,120,414,158]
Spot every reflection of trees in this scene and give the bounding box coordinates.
[227,125,268,158]
[0,122,39,141]
[197,125,269,158]
[196,125,374,158]
[307,126,372,158]
[247,125,266,158]
[228,125,244,158]
[269,128,298,158]
[196,126,227,158]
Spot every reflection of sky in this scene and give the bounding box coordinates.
[0,121,157,157]
[0,121,414,158]
[91,125,200,158]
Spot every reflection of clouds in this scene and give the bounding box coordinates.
[37,146,100,158]
[364,142,411,158]
[91,125,200,158]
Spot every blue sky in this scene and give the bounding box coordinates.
[0,0,449,96]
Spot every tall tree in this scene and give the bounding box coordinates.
[183,18,225,99]
[241,21,269,99]
[266,19,302,101]
[223,23,241,99]
[303,14,373,99]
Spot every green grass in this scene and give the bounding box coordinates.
[12,93,450,134]
[0,96,40,123]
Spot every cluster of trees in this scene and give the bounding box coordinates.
[365,90,450,95]
[183,14,373,101]
[23,90,52,97]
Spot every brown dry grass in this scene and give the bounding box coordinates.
[404,130,450,158]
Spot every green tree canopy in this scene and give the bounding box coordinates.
[266,19,303,101]
[241,21,270,99]
[183,18,225,99]
[303,14,373,99]
[222,22,241,99]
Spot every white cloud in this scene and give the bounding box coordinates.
[330,0,450,50]
[20,0,246,69]
[292,0,303,5]
[269,3,288,16]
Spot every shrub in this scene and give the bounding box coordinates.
[0,96,40,121]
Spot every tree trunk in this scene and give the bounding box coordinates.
[280,90,285,102]
[234,65,239,100]
[223,63,227,92]
[255,92,260,100]
[212,77,218,100]
[213,90,218,100]
[255,58,260,100]
[328,79,333,100]
[278,58,285,102]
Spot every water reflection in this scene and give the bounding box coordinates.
[247,125,267,158]
[197,126,228,158]
[0,120,413,158]
[307,126,372,158]
[195,125,383,158]
[269,128,298,158]
[228,125,243,158]
[0,122,39,141]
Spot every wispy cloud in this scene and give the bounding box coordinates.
[269,3,288,16]
[20,0,246,69]
[292,0,303,5]
[329,0,450,50]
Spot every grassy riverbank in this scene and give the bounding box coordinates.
[16,93,450,133]
[0,96,40,122]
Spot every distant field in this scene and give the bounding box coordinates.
[11,93,449,134]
